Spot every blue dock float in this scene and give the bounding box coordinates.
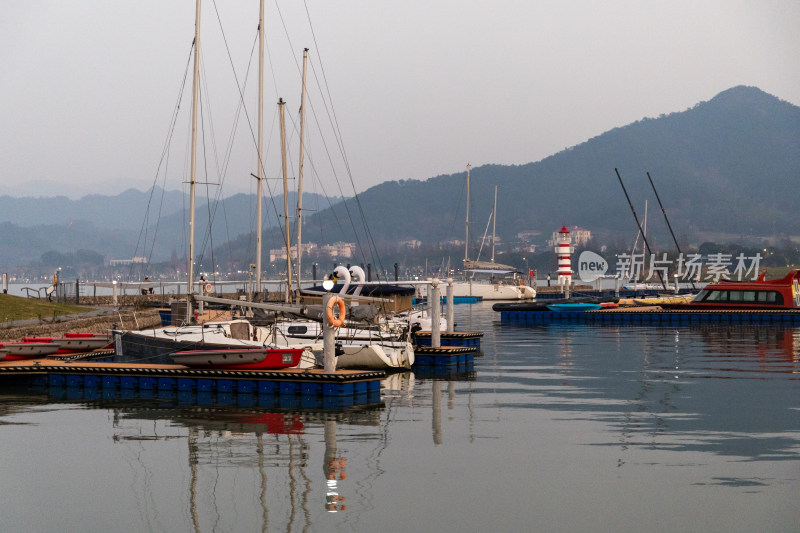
[412,345,477,367]
[0,360,384,407]
[498,308,800,325]
[412,296,481,305]
[413,360,477,380]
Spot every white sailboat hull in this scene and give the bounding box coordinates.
[118,319,413,371]
[421,281,536,301]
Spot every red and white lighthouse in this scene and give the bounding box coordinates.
[555,226,573,288]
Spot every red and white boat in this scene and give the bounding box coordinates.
[0,342,60,361]
[170,347,305,370]
[660,270,800,310]
[21,333,113,354]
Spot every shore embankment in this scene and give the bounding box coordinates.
[0,301,162,342]
[0,291,267,342]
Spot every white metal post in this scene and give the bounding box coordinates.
[431,279,441,348]
[322,293,337,372]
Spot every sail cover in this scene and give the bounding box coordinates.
[463,259,518,273]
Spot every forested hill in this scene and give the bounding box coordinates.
[301,86,800,247]
[2,86,798,270]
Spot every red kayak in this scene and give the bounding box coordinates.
[0,342,60,361]
[21,333,113,354]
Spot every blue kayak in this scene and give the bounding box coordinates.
[546,303,602,312]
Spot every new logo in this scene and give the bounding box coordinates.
[578,251,608,282]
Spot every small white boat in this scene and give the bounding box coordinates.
[335,341,415,370]
[432,170,535,301]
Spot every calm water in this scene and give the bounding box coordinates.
[0,302,798,532]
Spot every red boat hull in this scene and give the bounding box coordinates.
[171,347,304,370]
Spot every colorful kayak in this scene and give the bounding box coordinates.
[546,303,602,312]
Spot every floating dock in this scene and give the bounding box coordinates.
[0,359,384,407]
[413,331,483,348]
[413,360,476,380]
[412,296,481,305]
[413,345,477,367]
[498,308,800,325]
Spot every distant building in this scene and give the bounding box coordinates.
[270,241,357,261]
[516,230,541,242]
[399,239,422,249]
[109,257,147,266]
[269,243,317,262]
[514,244,537,254]
[548,226,591,247]
[319,242,355,258]
[439,238,464,249]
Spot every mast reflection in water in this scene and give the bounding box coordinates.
[0,302,798,532]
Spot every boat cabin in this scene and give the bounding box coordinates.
[686,270,800,310]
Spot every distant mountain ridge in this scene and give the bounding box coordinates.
[297,85,800,249]
[1,86,797,270]
[0,190,337,267]
[0,188,185,229]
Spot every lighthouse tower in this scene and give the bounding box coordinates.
[555,226,573,288]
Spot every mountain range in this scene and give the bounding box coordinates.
[1,85,798,271]
[297,85,800,250]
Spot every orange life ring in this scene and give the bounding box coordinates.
[204,283,213,293]
[326,296,346,327]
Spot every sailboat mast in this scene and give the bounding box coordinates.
[296,48,308,290]
[614,168,666,290]
[186,0,202,321]
[647,171,696,289]
[642,200,648,255]
[491,186,497,263]
[254,0,265,294]
[279,98,293,303]
[464,163,471,263]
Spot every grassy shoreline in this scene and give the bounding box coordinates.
[0,293,162,342]
[0,293,92,322]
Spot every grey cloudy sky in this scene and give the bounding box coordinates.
[2,1,798,199]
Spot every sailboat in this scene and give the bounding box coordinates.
[115,1,313,369]
[115,3,412,371]
[422,165,536,301]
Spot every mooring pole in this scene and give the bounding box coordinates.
[322,293,336,373]
[431,279,441,348]
[445,278,454,334]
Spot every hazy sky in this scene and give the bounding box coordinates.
[2,1,798,199]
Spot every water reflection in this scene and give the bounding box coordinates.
[108,400,386,526]
[0,307,797,531]
[487,321,800,467]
